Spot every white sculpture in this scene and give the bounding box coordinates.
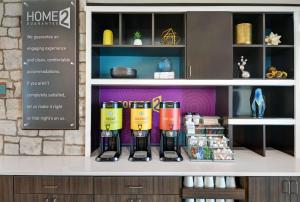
[265,32,282,45]
[237,56,250,78]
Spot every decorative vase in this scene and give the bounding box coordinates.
[103,29,113,45]
[157,58,172,72]
[133,39,143,46]
[236,23,252,44]
[250,88,266,118]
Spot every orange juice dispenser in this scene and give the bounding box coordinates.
[159,101,183,161]
[129,101,152,161]
[96,101,122,162]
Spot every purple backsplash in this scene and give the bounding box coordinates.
[99,87,216,144]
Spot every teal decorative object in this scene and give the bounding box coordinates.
[251,88,266,118]
[157,58,172,72]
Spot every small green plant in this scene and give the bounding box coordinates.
[133,31,142,40]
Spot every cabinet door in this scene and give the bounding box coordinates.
[0,176,14,202]
[53,195,93,202]
[95,195,136,202]
[153,177,181,195]
[269,177,290,202]
[15,194,50,202]
[290,177,300,202]
[136,195,181,202]
[186,12,233,79]
[248,177,270,202]
[94,176,153,195]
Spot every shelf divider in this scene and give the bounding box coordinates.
[181,187,246,200]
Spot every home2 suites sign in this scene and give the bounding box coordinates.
[22,0,77,129]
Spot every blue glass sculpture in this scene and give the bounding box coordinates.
[157,58,172,72]
[251,88,266,118]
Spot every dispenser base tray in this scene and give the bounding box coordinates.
[160,151,183,162]
[96,151,120,162]
[129,151,151,162]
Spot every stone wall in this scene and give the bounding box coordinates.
[0,0,87,155]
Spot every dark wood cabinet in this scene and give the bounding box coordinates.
[14,176,93,195]
[0,176,14,202]
[248,177,270,202]
[15,194,93,202]
[186,12,233,79]
[249,176,300,202]
[136,195,181,202]
[95,195,136,202]
[94,176,154,195]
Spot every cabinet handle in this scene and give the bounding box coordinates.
[189,65,192,78]
[43,185,58,189]
[45,198,49,202]
[282,180,291,194]
[137,199,142,202]
[291,180,299,195]
[128,185,143,189]
[128,199,134,202]
[53,198,57,202]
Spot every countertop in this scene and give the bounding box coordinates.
[1,147,300,176]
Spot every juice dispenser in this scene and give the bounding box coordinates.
[129,101,152,161]
[96,101,122,162]
[159,101,183,161]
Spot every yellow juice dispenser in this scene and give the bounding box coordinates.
[129,101,152,161]
[96,101,122,162]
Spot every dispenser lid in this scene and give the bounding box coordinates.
[131,101,152,109]
[160,101,180,108]
[101,101,123,108]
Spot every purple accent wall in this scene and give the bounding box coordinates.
[99,87,216,144]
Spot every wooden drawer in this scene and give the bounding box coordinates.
[153,177,181,195]
[137,195,181,202]
[14,176,93,194]
[15,194,93,202]
[95,195,136,202]
[0,176,14,202]
[94,177,154,195]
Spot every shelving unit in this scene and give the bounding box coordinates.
[91,13,186,79]
[86,7,298,159]
[229,12,295,157]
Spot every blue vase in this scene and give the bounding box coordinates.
[157,58,172,72]
[251,88,266,118]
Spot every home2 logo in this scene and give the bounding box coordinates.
[120,96,162,113]
[26,7,71,29]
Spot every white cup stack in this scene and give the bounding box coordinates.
[204,176,214,188]
[215,176,226,188]
[194,176,204,188]
[185,199,195,202]
[184,176,194,188]
[225,176,236,188]
[195,199,205,202]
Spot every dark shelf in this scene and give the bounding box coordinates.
[233,13,263,45]
[92,44,186,48]
[233,47,263,79]
[265,45,294,48]
[265,13,294,45]
[122,13,152,45]
[233,44,263,47]
[182,187,246,200]
[154,13,185,46]
[92,13,120,45]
